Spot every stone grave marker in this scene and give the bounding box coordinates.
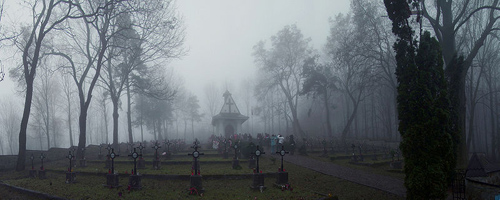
[104,148,120,188]
[188,144,204,194]
[250,145,266,190]
[29,154,36,178]
[128,148,142,190]
[275,145,289,186]
[152,142,161,170]
[79,147,87,167]
[66,151,76,183]
[232,143,240,169]
[39,153,46,179]
[137,143,146,169]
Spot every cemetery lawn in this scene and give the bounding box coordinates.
[0,156,403,199]
[309,152,405,180]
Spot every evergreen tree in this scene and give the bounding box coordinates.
[385,0,454,198]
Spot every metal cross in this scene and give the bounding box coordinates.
[232,143,239,159]
[106,144,112,156]
[39,153,45,170]
[138,143,145,156]
[276,145,289,172]
[152,142,161,161]
[66,151,74,172]
[188,145,204,175]
[128,148,142,175]
[109,148,119,174]
[251,145,265,173]
[165,140,172,152]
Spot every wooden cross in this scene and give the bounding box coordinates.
[66,151,74,172]
[276,146,289,172]
[251,145,265,173]
[109,148,119,174]
[188,145,204,175]
[128,148,142,175]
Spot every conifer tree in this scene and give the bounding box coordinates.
[385,0,454,198]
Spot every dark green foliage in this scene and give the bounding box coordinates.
[385,0,455,199]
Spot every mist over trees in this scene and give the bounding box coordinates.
[0,0,500,188]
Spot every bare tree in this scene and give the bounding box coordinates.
[253,24,312,138]
[326,12,375,142]
[420,0,500,167]
[10,0,105,171]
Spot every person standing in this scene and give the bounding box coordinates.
[271,134,277,153]
[277,134,285,151]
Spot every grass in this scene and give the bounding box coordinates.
[1,153,403,199]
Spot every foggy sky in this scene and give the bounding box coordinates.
[171,0,350,108]
[0,0,350,115]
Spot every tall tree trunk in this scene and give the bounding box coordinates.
[445,57,468,168]
[157,119,163,141]
[16,77,33,171]
[488,78,496,160]
[127,79,133,143]
[112,97,119,151]
[67,97,73,147]
[103,98,109,144]
[323,89,333,138]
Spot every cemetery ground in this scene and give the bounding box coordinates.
[0,145,403,199]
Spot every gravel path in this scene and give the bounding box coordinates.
[282,154,406,197]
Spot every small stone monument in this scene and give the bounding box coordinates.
[250,145,265,190]
[188,144,204,194]
[232,143,240,169]
[79,147,87,167]
[105,144,112,168]
[275,146,289,186]
[38,153,46,179]
[29,154,36,178]
[104,148,120,188]
[66,151,76,183]
[137,143,146,169]
[152,142,161,170]
[128,148,142,190]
